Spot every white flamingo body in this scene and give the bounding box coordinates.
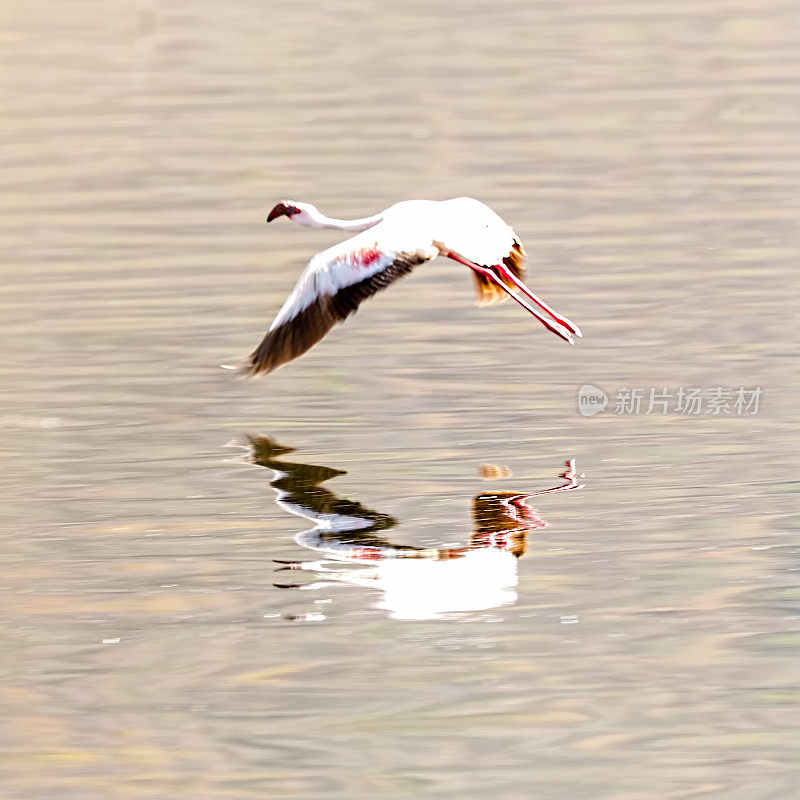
[240,197,580,377]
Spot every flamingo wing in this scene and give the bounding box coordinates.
[240,225,438,377]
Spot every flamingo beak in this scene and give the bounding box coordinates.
[444,250,578,344]
[267,202,298,222]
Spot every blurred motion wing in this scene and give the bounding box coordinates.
[240,225,438,377]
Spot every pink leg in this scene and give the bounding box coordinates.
[493,262,582,338]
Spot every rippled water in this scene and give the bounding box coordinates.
[2,1,799,797]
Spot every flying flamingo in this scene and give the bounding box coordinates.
[239,197,581,377]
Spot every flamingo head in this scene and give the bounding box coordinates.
[267,200,317,225]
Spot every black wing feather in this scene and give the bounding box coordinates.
[240,252,429,377]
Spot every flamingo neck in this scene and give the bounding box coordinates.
[298,208,383,232]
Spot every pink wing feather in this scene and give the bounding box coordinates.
[240,226,438,377]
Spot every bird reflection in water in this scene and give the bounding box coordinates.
[250,437,584,620]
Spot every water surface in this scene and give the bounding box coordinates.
[2,1,799,797]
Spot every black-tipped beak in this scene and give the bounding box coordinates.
[267,201,292,222]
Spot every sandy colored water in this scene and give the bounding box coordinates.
[1,1,798,797]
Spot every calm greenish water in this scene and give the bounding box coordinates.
[1,1,798,797]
